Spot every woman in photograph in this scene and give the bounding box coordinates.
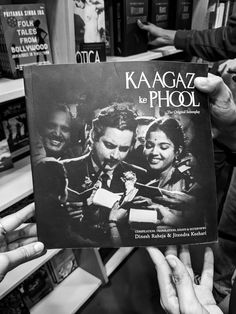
[133,117,199,228]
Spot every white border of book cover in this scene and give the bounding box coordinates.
[24,61,217,248]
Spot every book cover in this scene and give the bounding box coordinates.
[24,61,217,248]
[0,3,52,79]
[149,0,171,29]
[0,287,30,314]
[46,249,78,284]
[171,0,193,30]
[0,120,14,172]
[18,265,54,309]
[113,0,149,56]
[74,0,106,62]
[76,42,106,63]
[0,97,29,161]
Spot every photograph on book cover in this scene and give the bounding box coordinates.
[0,3,52,78]
[24,61,217,248]
[0,98,29,161]
[73,0,106,62]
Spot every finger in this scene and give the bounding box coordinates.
[7,223,37,243]
[67,209,83,215]
[159,205,171,216]
[7,237,38,250]
[200,247,214,291]
[70,214,84,219]
[137,19,149,31]
[166,255,201,313]
[66,202,83,207]
[0,242,45,276]
[179,245,194,280]
[194,74,236,125]
[194,73,224,96]
[165,245,177,257]
[1,203,35,232]
[147,247,177,308]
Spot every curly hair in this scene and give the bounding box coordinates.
[92,103,138,141]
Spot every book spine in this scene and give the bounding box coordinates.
[113,0,148,57]
[174,0,193,30]
[104,0,114,55]
[113,0,123,56]
[0,11,17,78]
[149,0,170,29]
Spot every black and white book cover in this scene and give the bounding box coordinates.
[76,42,106,63]
[24,61,217,248]
[74,0,106,62]
[0,120,13,172]
[113,0,148,56]
[0,3,52,79]
[0,97,29,161]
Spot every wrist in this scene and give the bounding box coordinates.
[162,29,176,45]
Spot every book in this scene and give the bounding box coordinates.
[74,0,106,62]
[0,97,29,161]
[214,1,225,28]
[0,120,14,172]
[191,0,210,30]
[148,0,171,29]
[104,0,115,56]
[76,42,106,63]
[113,0,149,56]
[46,249,78,284]
[0,3,52,79]
[172,0,193,30]
[0,287,30,314]
[24,61,217,248]
[18,265,54,309]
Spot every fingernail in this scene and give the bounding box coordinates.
[34,242,44,254]
[166,256,177,269]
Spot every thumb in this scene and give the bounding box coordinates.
[194,74,236,127]
[0,242,45,278]
[137,19,149,30]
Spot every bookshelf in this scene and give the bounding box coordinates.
[31,267,102,314]
[0,156,32,212]
[0,78,24,103]
[0,249,61,300]
[0,0,219,311]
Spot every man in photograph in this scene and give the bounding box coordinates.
[33,104,77,163]
[61,103,146,246]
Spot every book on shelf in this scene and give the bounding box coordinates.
[104,0,115,56]
[18,265,54,309]
[113,0,149,56]
[0,287,30,313]
[74,0,106,63]
[24,61,217,248]
[214,1,225,28]
[76,42,106,63]
[0,3,52,79]
[0,120,14,172]
[46,249,78,284]
[191,0,210,30]
[172,0,193,29]
[148,0,171,29]
[0,97,29,161]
